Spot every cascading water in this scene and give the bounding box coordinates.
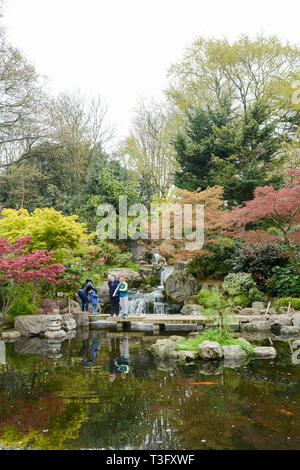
[128,260,176,315]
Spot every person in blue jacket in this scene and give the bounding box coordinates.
[113,277,129,318]
[78,279,97,312]
[108,274,120,317]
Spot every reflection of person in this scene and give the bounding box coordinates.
[108,275,120,317]
[79,333,100,367]
[109,337,120,382]
[114,336,130,379]
[78,279,97,312]
[113,278,129,318]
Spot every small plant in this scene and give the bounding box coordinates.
[232,294,250,308]
[269,265,300,298]
[197,289,220,308]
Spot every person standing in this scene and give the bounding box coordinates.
[108,274,120,317]
[113,277,129,318]
[78,279,97,312]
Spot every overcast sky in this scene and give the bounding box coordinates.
[3,0,300,146]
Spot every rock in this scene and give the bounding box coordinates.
[223,358,245,369]
[74,312,89,327]
[61,315,77,331]
[44,330,67,340]
[57,298,69,310]
[241,321,271,332]
[271,316,293,335]
[198,341,223,360]
[164,269,199,304]
[15,315,54,337]
[1,331,21,341]
[96,283,110,304]
[181,304,201,315]
[174,260,189,270]
[253,347,277,358]
[60,300,82,314]
[239,308,260,316]
[105,268,142,287]
[169,335,185,344]
[293,314,300,329]
[177,350,199,361]
[184,296,199,305]
[150,339,176,357]
[222,345,247,360]
[237,337,252,347]
[252,302,265,311]
[280,326,299,337]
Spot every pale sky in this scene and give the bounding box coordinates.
[3,0,300,147]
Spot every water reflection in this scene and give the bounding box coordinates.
[0,331,299,450]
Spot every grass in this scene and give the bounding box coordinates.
[175,326,254,357]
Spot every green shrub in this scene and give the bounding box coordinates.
[276,298,300,311]
[269,265,300,298]
[197,289,220,309]
[223,273,255,296]
[232,294,250,308]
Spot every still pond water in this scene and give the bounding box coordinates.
[0,329,299,450]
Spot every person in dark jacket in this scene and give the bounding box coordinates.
[78,279,97,312]
[108,274,120,317]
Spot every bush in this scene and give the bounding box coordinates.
[223,273,255,296]
[276,298,300,311]
[232,294,250,308]
[229,241,288,291]
[269,265,300,298]
[197,289,220,309]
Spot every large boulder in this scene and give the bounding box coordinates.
[222,345,247,360]
[1,331,21,341]
[293,313,300,329]
[253,347,277,358]
[198,341,223,360]
[59,299,82,314]
[181,304,201,316]
[150,339,177,357]
[252,302,266,311]
[96,283,111,304]
[280,326,299,337]
[105,268,142,287]
[61,314,77,331]
[164,268,199,304]
[73,312,89,327]
[169,335,185,344]
[15,315,56,337]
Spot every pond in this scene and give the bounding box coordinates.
[0,330,299,450]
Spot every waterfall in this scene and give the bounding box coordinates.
[152,253,167,265]
[128,264,175,315]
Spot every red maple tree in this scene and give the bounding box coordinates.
[226,170,300,274]
[0,236,65,325]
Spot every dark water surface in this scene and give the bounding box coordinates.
[0,330,299,450]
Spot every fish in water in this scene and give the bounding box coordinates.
[191,382,218,385]
[276,409,294,416]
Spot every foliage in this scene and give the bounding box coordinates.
[248,287,268,304]
[0,208,88,253]
[6,285,38,323]
[0,236,65,324]
[175,326,254,357]
[231,294,250,308]
[229,241,288,291]
[275,298,300,311]
[226,170,300,275]
[197,289,221,308]
[269,265,300,298]
[222,273,256,296]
